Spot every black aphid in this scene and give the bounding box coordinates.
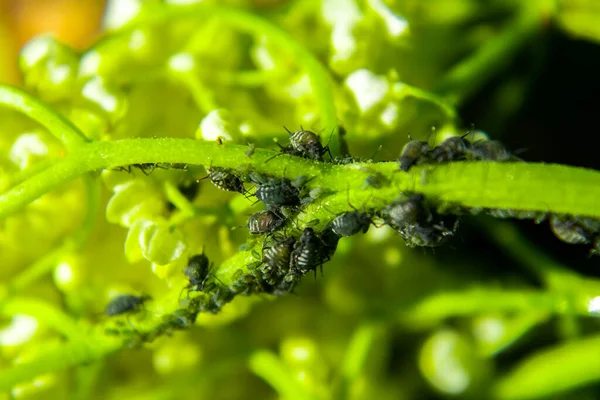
[319,227,340,263]
[399,137,430,172]
[468,140,516,162]
[287,126,330,160]
[550,215,596,245]
[105,294,150,316]
[254,178,300,207]
[183,252,213,292]
[430,136,470,163]
[117,163,162,176]
[248,209,286,235]
[331,211,372,237]
[381,194,459,247]
[204,167,245,194]
[261,237,295,282]
[487,208,547,224]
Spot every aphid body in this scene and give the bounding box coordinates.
[331,211,372,237]
[468,140,514,161]
[206,167,245,194]
[255,180,300,206]
[399,140,430,172]
[105,294,150,316]
[248,209,286,235]
[261,237,295,280]
[288,127,329,160]
[382,194,459,247]
[550,215,594,244]
[184,253,212,292]
[430,136,470,163]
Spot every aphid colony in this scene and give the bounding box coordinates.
[398,133,520,172]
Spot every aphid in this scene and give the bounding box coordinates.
[254,178,300,206]
[183,252,213,292]
[286,126,330,160]
[399,137,430,172]
[487,208,547,224]
[362,171,390,189]
[318,227,340,263]
[402,215,459,248]
[331,211,372,237]
[261,237,295,281]
[550,215,594,244]
[204,167,245,194]
[117,163,162,176]
[430,136,470,163]
[381,194,459,247]
[329,191,374,237]
[468,140,515,162]
[289,228,329,276]
[105,294,150,316]
[248,209,286,235]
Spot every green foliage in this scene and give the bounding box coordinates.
[2,1,600,399]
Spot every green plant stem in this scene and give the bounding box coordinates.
[0,85,89,148]
[434,13,540,106]
[7,175,100,292]
[2,139,600,221]
[249,350,318,400]
[105,3,340,154]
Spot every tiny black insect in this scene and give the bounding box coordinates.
[487,208,547,224]
[288,227,338,279]
[248,208,286,235]
[254,177,301,207]
[550,215,595,245]
[116,163,163,176]
[203,167,245,194]
[105,294,150,316]
[381,194,459,247]
[468,140,516,162]
[430,135,470,163]
[183,252,214,293]
[399,136,430,172]
[329,191,374,237]
[287,126,331,160]
[261,236,295,282]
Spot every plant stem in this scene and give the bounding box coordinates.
[2,139,600,221]
[0,85,89,148]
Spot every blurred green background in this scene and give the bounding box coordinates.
[3,0,600,399]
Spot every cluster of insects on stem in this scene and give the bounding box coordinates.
[105,125,600,343]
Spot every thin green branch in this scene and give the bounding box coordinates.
[101,3,340,154]
[0,84,89,148]
[2,139,600,222]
